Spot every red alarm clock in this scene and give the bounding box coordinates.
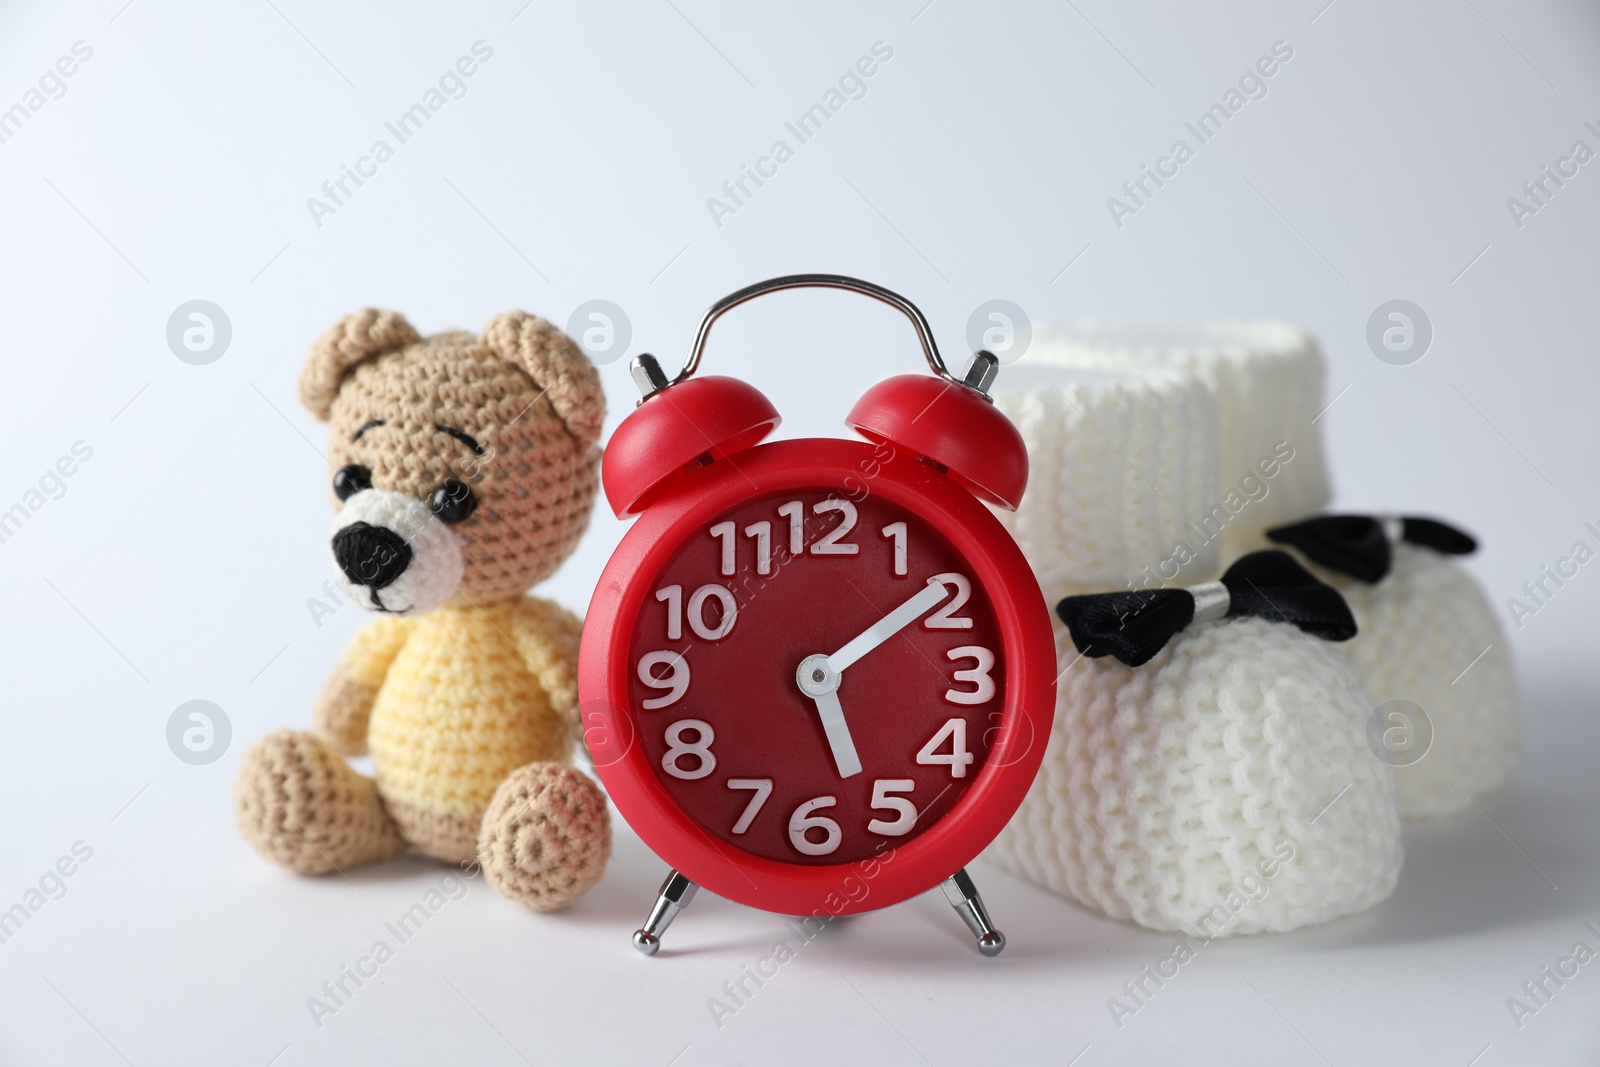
[579,275,1055,957]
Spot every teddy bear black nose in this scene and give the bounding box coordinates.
[332,522,412,590]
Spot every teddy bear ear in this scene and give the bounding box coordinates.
[297,309,422,421]
[480,311,605,445]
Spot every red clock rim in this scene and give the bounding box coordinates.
[579,437,1056,917]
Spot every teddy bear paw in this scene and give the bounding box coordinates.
[478,763,611,912]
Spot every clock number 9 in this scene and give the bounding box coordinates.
[655,583,738,641]
[636,650,689,709]
[662,719,716,780]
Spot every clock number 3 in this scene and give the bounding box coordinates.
[943,645,995,705]
[662,719,716,780]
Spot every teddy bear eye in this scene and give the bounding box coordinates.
[333,465,372,501]
[429,480,478,524]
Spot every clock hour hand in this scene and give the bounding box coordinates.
[796,654,862,778]
[812,687,861,778]
[829,576,950,673]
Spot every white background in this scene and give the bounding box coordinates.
[1,0,1598,1063]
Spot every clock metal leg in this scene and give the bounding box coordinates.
[633,869,699,956]
[940,868,1005,957]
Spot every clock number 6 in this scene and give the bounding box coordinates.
[788,796,842,856]
[662,719,716,780]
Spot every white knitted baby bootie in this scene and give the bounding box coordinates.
[1267,514,1517,820]
[986,552,1403,936]
[1029,321,1334,561]
[990,360,1221,597]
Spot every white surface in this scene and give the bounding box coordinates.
[2,0,1599,1064]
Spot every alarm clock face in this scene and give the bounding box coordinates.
[625,487,1005,866]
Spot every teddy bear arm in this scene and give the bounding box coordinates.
[510,597,584,741]
[312,665,378,756]
[313,615,415,755]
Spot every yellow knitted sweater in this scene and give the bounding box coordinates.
[344,597,582,821]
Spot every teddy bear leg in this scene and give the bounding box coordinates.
[235,729,408,874]
[478,763,611,912]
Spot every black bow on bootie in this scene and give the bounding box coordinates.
[1056,550,1357,667]
[1266,514,1476,583]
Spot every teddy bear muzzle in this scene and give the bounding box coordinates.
[328,488,464,615]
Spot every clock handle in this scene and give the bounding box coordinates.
[631,274,971,399]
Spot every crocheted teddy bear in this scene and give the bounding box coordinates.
[234,308,611,912]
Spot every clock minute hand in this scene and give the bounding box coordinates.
[829,577,951,673]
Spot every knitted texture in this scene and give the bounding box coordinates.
[1305,544,1517,819]
[234,309,608,912]
[986,618,1402,936]
[480,762,612,912]
[1033,322,1333,558]
[235,729,409,874]
[331,488,466,616]
[364,600,578,838]
[298,308,421,421]
[990,361,1221,599]
[309,314,601,604]
[312,662,379,757]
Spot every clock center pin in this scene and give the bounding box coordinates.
[795,653,841,697]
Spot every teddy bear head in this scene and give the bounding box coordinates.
[298,308,604,615]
